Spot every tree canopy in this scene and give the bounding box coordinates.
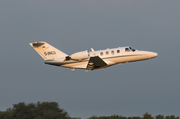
[89,113,179,119]
[0,101,79,119]
[0,102,179,119]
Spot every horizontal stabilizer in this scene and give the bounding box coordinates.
[32,42,45,47]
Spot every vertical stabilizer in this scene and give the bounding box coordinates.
[29,41,68,60]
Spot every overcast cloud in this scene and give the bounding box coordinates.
[0,0,180,118]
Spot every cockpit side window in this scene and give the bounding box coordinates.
[129,47,136,52]
[125,48,130,52]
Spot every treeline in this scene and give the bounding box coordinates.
[0,102,80,119]
[89,113,179,119]
[0,102,179,119]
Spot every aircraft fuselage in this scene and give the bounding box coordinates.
[44,46,158,70]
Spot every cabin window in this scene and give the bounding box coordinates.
[117,50,120,53]
[100,52,103,56]
[111,50,114,55]
[125,48,130,52]
[106,51,109,55]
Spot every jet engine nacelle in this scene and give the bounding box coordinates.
[71,50,89,60]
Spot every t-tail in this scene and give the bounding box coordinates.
[29,41,68,60]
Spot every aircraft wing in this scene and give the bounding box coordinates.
[86,56,107,70]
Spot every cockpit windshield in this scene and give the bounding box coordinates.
[129,47,136,52]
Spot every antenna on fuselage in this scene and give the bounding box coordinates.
[91,48,94,52]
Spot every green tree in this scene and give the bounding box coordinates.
[12,102,35,119]
[0,102,75,119]
[128,116,141,119]
[165,115,179,119]
[89,115,127,119]
[142,113,154,119]
[0,108,13,119]
[156,115,164,119]
[34,102,70,119]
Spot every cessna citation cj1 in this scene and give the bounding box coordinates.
[30,41,158,71]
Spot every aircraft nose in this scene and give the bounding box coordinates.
[148,52,158,58]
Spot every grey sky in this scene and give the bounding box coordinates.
[0,0,180,118]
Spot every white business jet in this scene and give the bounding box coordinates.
[29,41,158,71]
